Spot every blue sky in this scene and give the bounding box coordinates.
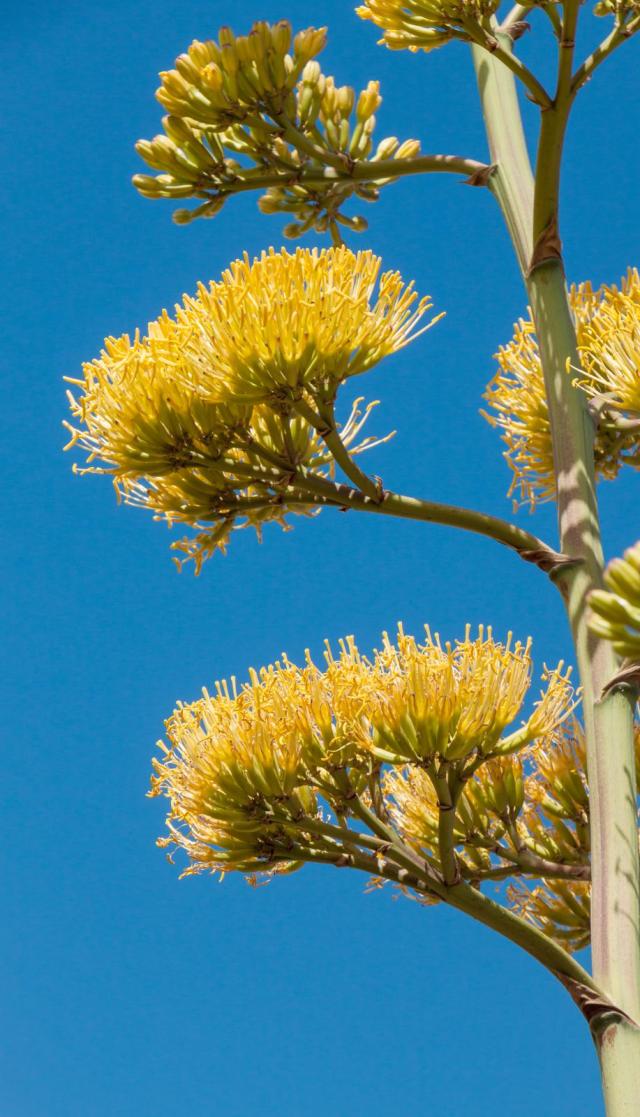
[2,3,639,1114]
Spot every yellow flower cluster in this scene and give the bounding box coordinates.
[388,721,595,950]
[134,21,421,233]
[150,618,640,954]
[483,270,640,506]
[594,0,640,20]
[65,248,432,567]
[370,626,573,763]
[509,881,592,952]
[384,754,525,876]
[507,725,639,950]
[151,625,574,879]
[590,540,640,659]
[356,0,500,53]
[578,267,640,416]
[156,21,325,130]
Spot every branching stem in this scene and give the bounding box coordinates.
[472,20,640,1113]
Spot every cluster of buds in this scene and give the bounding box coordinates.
[483,269,640,506]
[154,22,324,129]
[589,540,640,659]
[133,21,422,235]
[356,0,500,54]
[594,0,640,22]
[65,247,435,568]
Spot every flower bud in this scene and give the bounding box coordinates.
[356,80,381,121]
[271,19,292,54]
[293,26,328,63]
[395,138,421,159]
[374,136,399,160]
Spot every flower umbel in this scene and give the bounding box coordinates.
[65,247,434,568]
[369,625,573,763]
[172,247,435,403]
[589,540,640,658]
[356,0,500,54]
[134,20,422,235]
[151,624,576,887]
[483,271,640,506]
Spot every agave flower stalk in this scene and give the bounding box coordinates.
[472,21,640,1115]
[66,9,640,1115]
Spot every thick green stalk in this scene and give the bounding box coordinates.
[472,32,640,1113]
[471,40,533,271]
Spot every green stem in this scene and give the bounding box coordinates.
[293,396,383,502]
[278,464,557,559]
[473,28,640,1115]
[471,37,534,272]
[531,0,579,248]
[198,153,491,202]
[495,840,591,881]
[432,770,460,885]
[541,3,563,38]
[355,488,553,558]
[296,827,604,993]
[273,114,350,171]
[447,881,599,987]
[571,15,640,96]
[277,814,390,855]
[466,23,553,109]
[351,153,489,182]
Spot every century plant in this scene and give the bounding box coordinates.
[65,8,640,1114]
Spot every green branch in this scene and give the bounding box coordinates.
[193,153,492,204]
[465,21,553,109]
[571,13,640,96]
[292,396,384,502]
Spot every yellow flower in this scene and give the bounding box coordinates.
[520,725,590,866]
[384,765,440,853]
[152,671,321,878]
[578,267,640,417]
[384,754,526,875]
[505,722,640,951]
[369,626,573,763]
[483,273,640,506]
[508,881,591,952]
[589,540,640,658]
[65,247,428,568]
[356,0,499,53]
[152,624,575,880]
[174,247,435,403]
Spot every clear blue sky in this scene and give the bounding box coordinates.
[2,3,639,1114]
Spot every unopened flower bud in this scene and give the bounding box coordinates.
[201,62,224,91]
[374,136,399,160]
[395,138,421,159]
[270,19,292,54]
[293,26,328,63]
[356,80,381,121]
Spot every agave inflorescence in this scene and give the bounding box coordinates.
[589,541,640,659]
[133,20,422,236]
[146,622,631,955]
[356,0,501,53]
[483,269,640,506]
[65,246,437,568]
